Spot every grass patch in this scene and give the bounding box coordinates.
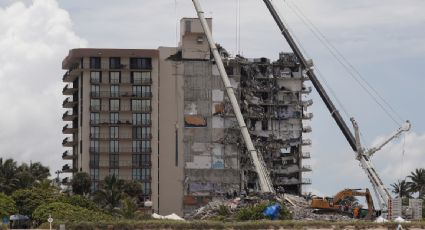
[38,220,425,230]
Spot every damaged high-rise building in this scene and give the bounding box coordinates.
[61,18,312,216]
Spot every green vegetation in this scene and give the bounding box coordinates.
[391,168,425,200]
[71,172,91,195]
[12,188,58,216]
[32,202,113,225]
[0,193,16,218]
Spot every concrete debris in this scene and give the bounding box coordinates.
[374,216,388,223]
[186,193,356,222]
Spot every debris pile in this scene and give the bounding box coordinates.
[186,193,355,221]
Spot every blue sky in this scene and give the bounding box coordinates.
[0,0,424,198]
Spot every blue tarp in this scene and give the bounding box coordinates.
[263,203,281,220]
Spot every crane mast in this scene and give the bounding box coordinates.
[262,0,411,215]
[192,0,275,193]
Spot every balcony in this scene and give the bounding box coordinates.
[302,178,312,184]
[301,152,311,159]
[302,126,312,133]
[302,113,313,120]
[62,137,77,147]
[301,165,312,172]
[302,99,313,107]
[62,124,77,134]
[62,64,80,82]
[301,86,312,94]
[62,97,78,108]
[62,111,77,121]
[62,150,75,160]
[62,164,75,173]
[90,91,153,99]
[62,83,78,95]
[302,139,312,146]
[90,119,151,126]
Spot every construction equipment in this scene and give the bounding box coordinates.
[310,188,375,219]
[262,0,411,218]
[192,0,275,193]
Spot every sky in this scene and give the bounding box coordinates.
[0,0,424,200]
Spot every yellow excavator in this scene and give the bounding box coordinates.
[310,188,375,219]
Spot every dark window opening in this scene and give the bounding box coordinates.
[109,57,121,69]
[130,58,152,70]
[90,57,101,69]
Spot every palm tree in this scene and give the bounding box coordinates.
[71,172,91,195]
[0,158,19,194]
[93,174,125,212]
[407,168,425,199]
[391,180,413,198]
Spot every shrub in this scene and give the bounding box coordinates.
[56,195,100,211]
[32,202,112,226]
[0,192,16,217]
[236,202,269,221]
[12,188,58,216]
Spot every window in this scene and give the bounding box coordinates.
[143,182,151,195]
[133,86,142,97]
[91,182,99,192]
[90,140,99,153]
[90,168,99,179]
[132,168,141,180]
[110,112,119,124]
[130,58,152,69]
[91,85,100,97]
[142,86,151,97]
[90,126,99,138]
[142,114,151,125]
[133,113,151,125]
[109,154,119,168]
[131,99,150,111]
[90,154,99,169]
[109,57,121,69]
[133,127,150,139]
[90,99,100,111]
[110,140,119,153]
[109,168,119,177]
[110,71,120,84]
[90,71,101,83]
[132,154,142,168]
[110,126,119,139]
[133,141,150,153]
[90,57,101,69]
[132,72,151,84]
[90,112,100,125]
[110,99,120,111]
[142,168,151,180]
[110,85,119,97]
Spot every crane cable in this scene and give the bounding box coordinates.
[282,0,404,126]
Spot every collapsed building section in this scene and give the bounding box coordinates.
[179,18,313,214]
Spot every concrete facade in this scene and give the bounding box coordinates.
[61,18,312,216]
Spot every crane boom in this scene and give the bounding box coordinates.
[365,121,411,157]
[191,0,275,193]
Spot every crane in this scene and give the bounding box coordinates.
[192,0,275,193]
[262,0,411,218]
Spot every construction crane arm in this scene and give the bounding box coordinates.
[365,121,411,157]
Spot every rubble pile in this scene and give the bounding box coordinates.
[186,194,355,221]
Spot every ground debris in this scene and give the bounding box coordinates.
[185,193,356,222]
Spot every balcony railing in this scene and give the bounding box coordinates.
[62,97,78,108]
[302,139,312,146]
[302,178,312,184]
[301,152,311,159]
[62,110,77,121]
[302,126,312,133]
[90,160,152,168]
[90,119,151,126]
[63,83,78,95]
[301,165,312,171]
[62,137,77,147]
[62,124,77,134]
[62,150,75,160]
[62,164,75,173]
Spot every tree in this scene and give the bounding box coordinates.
[123,180,143,201]
[407,168,425,199]
[71,172,91,195]
[12,188,58,216]
[0,193,16,217]
[93,174,125,213]
[391,180,413,198]
[0,158,19,194]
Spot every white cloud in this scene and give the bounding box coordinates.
[0,0,86,174]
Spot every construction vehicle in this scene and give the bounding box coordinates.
[310,188,375,219]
